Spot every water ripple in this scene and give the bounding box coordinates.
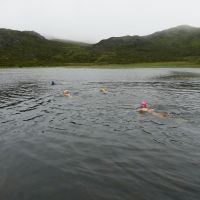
[0,68,200,200]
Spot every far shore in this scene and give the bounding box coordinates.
[0,61,200,68]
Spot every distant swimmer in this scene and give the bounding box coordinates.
[63,90,70,97]
[137,101,170,119]
[100,87,108,94]
[51,81,55,85]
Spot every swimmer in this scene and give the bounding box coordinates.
[100,87,108,94]
[63,90,70,97]
[51,81,55,85]
[137,101,169,119]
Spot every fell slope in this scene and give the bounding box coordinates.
[1,25,200,66]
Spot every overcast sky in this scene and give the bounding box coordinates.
[1,0,200,43]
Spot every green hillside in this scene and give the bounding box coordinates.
[93,25,200,64]
[0,28,93,66]
[1,25,200,67]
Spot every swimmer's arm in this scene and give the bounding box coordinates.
[151,111,170,119]
[136,108,154,112]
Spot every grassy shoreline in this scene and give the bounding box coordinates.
[0,61,200,68]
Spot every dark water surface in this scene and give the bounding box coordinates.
[0,68,200,200]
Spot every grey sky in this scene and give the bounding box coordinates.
[1,0,200,43]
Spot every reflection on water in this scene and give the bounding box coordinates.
[0,68,200,200]
[158,70,200,79]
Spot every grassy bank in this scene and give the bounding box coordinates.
[0,61,200,69]
[70,61,200,68]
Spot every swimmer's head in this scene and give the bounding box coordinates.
[64,90,70,96]
[140,101,147,108]
[100,88,108,93]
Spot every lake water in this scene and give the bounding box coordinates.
[0,67,200,200]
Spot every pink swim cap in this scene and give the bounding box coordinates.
[140,101,147,108]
